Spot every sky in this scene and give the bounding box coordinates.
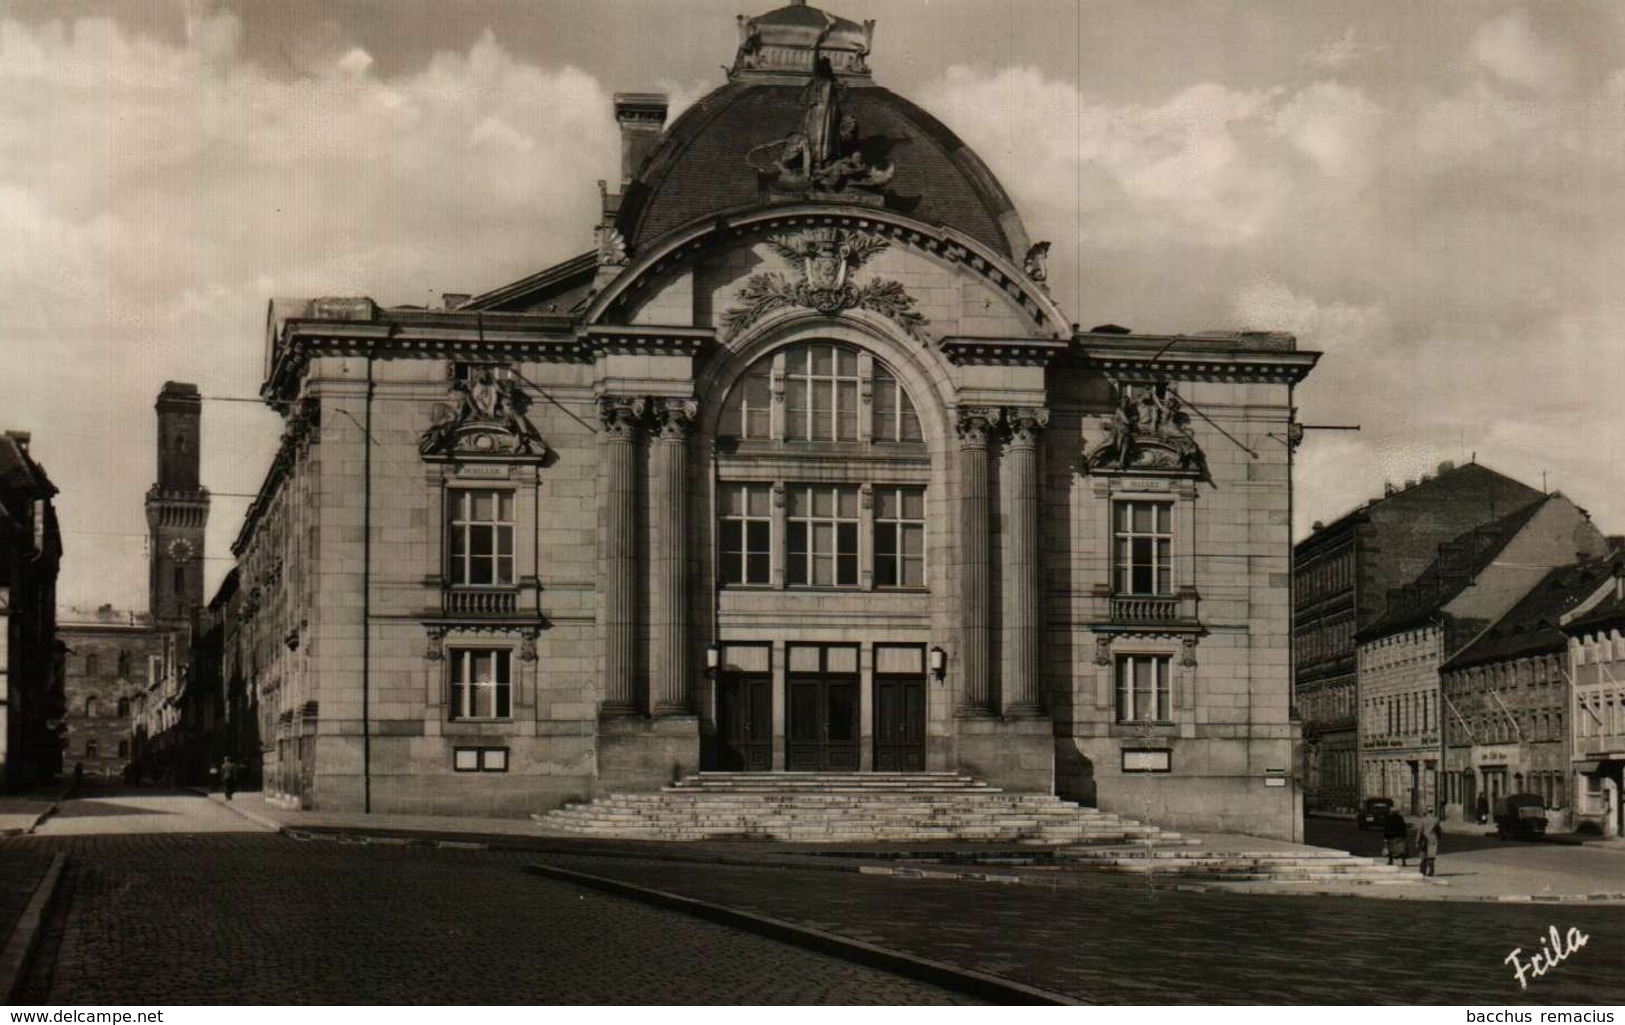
[3,0,1625,611]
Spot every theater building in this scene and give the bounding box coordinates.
[239,1,1317,837]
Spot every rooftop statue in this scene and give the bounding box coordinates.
[745,9,893,200]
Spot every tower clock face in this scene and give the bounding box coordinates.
[167,538,195,564]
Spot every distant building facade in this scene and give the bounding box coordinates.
[233,1,1319,838]
[1294,462,1545,812]
[1356,495,1605,815]
[1560,566,1625,837]
[65,382,210,785]
[0,430,63,792]
[56,605,166,781]
[1438,555,1622,829]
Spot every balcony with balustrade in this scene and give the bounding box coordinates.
[1090,585,1201,630]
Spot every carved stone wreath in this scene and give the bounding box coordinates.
[720,229,929,343]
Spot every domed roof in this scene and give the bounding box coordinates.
[616,3,1031,261]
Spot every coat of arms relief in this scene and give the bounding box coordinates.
[720,228,928,342]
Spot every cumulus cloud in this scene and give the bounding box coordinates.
[1471,9,1572,95]
[918,45,1625,537]
[0,14,619,607]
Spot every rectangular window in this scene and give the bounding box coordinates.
[784,344,860,441]
[448,648,512,721]
[1114,501,1172,595]
[1115,654,1172,724]
[453,747,509,772]
[873,486,926,587]
[786,484,859,587]
[447,490,515,586]
[719,484,773,585]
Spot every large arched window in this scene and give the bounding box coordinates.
[719,342,921,444]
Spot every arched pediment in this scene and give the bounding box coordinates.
[583,205,1068,342]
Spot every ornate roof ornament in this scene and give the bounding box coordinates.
[420,366,550,460]
[1085,382,1207,478]
[733,3,875,80]
[1023,241,1050,284]
[743,8,893,203]
[719,228,928,342]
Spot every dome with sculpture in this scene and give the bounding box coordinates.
[615,0,1033,262]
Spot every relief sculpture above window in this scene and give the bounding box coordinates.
[420,365,550,460]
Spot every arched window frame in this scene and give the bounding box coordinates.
[718,342,923,446]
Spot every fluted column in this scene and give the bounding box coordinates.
[652,398,697,714]
[599,396,643,713]
[957,407,998,714]
[1001,407,1048,715]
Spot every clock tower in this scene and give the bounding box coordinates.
[145,381,210,625]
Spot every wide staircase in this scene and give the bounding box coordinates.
[532,771,1191,845]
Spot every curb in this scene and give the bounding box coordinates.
[521,862,1081,1005]
[0,852,66,1003]
[201,793,287,835]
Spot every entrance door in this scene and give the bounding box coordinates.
[873,644,926,771]
[716,673,772,771]
[786,644,859,771]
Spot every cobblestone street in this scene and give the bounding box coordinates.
[530,855,1625,1004]
[8,829,973,1004]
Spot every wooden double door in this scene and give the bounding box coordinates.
[714,643,927,772]
[787,645,860,771]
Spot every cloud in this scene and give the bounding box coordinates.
[1272,81,1386,181]
[917,52,1625,538]
[1470,9,1572,95]
[0,15,620,608]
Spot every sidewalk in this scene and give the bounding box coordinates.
[202,790,1624,902]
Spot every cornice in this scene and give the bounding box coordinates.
[1076,336,1321,385]
[940,336,1068,366]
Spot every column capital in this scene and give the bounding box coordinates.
[955,406,1001,447]
[1003,406,1050,447]
[653,397,699,441]
[598,395,646,440]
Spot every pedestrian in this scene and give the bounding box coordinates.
[1476,793,1489,826]
[1417,808,1442,876]
[72,761,84,791]
[1383,808,1410,866]
[221,756,236,801]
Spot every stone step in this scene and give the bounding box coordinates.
[532,771,1188,845]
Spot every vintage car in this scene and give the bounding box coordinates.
[1356,796,1395,831]
[1495,793,1549,840]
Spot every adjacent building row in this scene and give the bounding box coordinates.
[1294,463,1625,835]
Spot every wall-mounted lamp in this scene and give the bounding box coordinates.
[929,645,947,681]
[705,642,721,677]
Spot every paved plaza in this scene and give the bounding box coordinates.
[4,790,1623,1004]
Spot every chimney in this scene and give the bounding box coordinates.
[1383,481,1397,497]
[1437,460,1455,474]
[614,93,668,188]
[4,429,29,452]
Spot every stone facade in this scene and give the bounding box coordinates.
[230,1,1319,839]
[56,607,167,782]
[1294,462,1545,813]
